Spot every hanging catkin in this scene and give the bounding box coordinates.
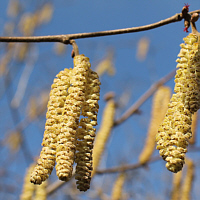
[34,181,47,200]
[75,69,101,191]
[56,54,90,181]
[180,158,194,200]
[156,34,200,173]
[175,34,200,113]
[30,68,71,184]
[139,86,171,164]
[21,163,47,200]
[171,171,182,200]
[92,97,115,176]
[111,173,126,200]
[20,164,36,200]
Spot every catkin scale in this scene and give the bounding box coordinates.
[156,34,200,173]
[139,86,171,164]
[30,68,71,184]
[56,55,90,182]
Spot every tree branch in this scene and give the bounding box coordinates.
[46,145,200,195]
[114,69,176,126]
[0,10,199,44]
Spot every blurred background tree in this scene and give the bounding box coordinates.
[0,1,200,200]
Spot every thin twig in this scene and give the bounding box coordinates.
[114,69,176,126]
[46,145,200,195]
[96,156,161,174]
[0,10,199,44]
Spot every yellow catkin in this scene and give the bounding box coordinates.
[5,131,22,152]
[7,0,21,18]
[20,164,36,200]
[156,93,192,173]
[155,34,200,173]
[75,69,101,191]
[36,3,53,25]
[180,158,194,200]
[171,171,182,200]
[56,54,90,182]
[27,97,37,120]
[92,98,115,176]
[175,34,200,114]
[139,86,171,164]
[111,173,126,200]
[18,13,37,36]
[189,111,198,145]
[136,37,150,61]
[34,181,47,200]
[15,43,29,61]
[30,68,71,184]
[95,50,115,76]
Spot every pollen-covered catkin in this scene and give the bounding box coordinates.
[111,173,126,200]
[75,69,101,191]
[30,68,71,184]
[139,86,171,164]
[171,171,182,200]
[155,35,199,173]
[20,164,35,200]
[92,97,115,176]
[156,94,192,173]
[175,34,200,114]
[56,55,89,181]
[180,158,194,200]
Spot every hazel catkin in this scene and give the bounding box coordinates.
[171,171,182,200]
[30,68,71,184]
[175,34,200,114]
[75,69,101,191]
[155,34,200,173]
[56,54,90,182]
[111,173,126,200]
[180,158,194,200]
[20,164,36,200]
[139,86,171,164]
[92,97,115,177]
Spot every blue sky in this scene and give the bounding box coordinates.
[0,1,200,199]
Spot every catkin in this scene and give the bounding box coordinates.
[189,111,198,145]
[20,164,36,200]
[175,34,200,114]
[75,69,101,191]
[139,86,171,164]
[155,34,200,173]
[34,181,47,200]
[92,98,115,176]
[56,54,89,181]
[180,158,194,200]
[171,171,182,200]
[111,173,126,200]
[30,68,71,184]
